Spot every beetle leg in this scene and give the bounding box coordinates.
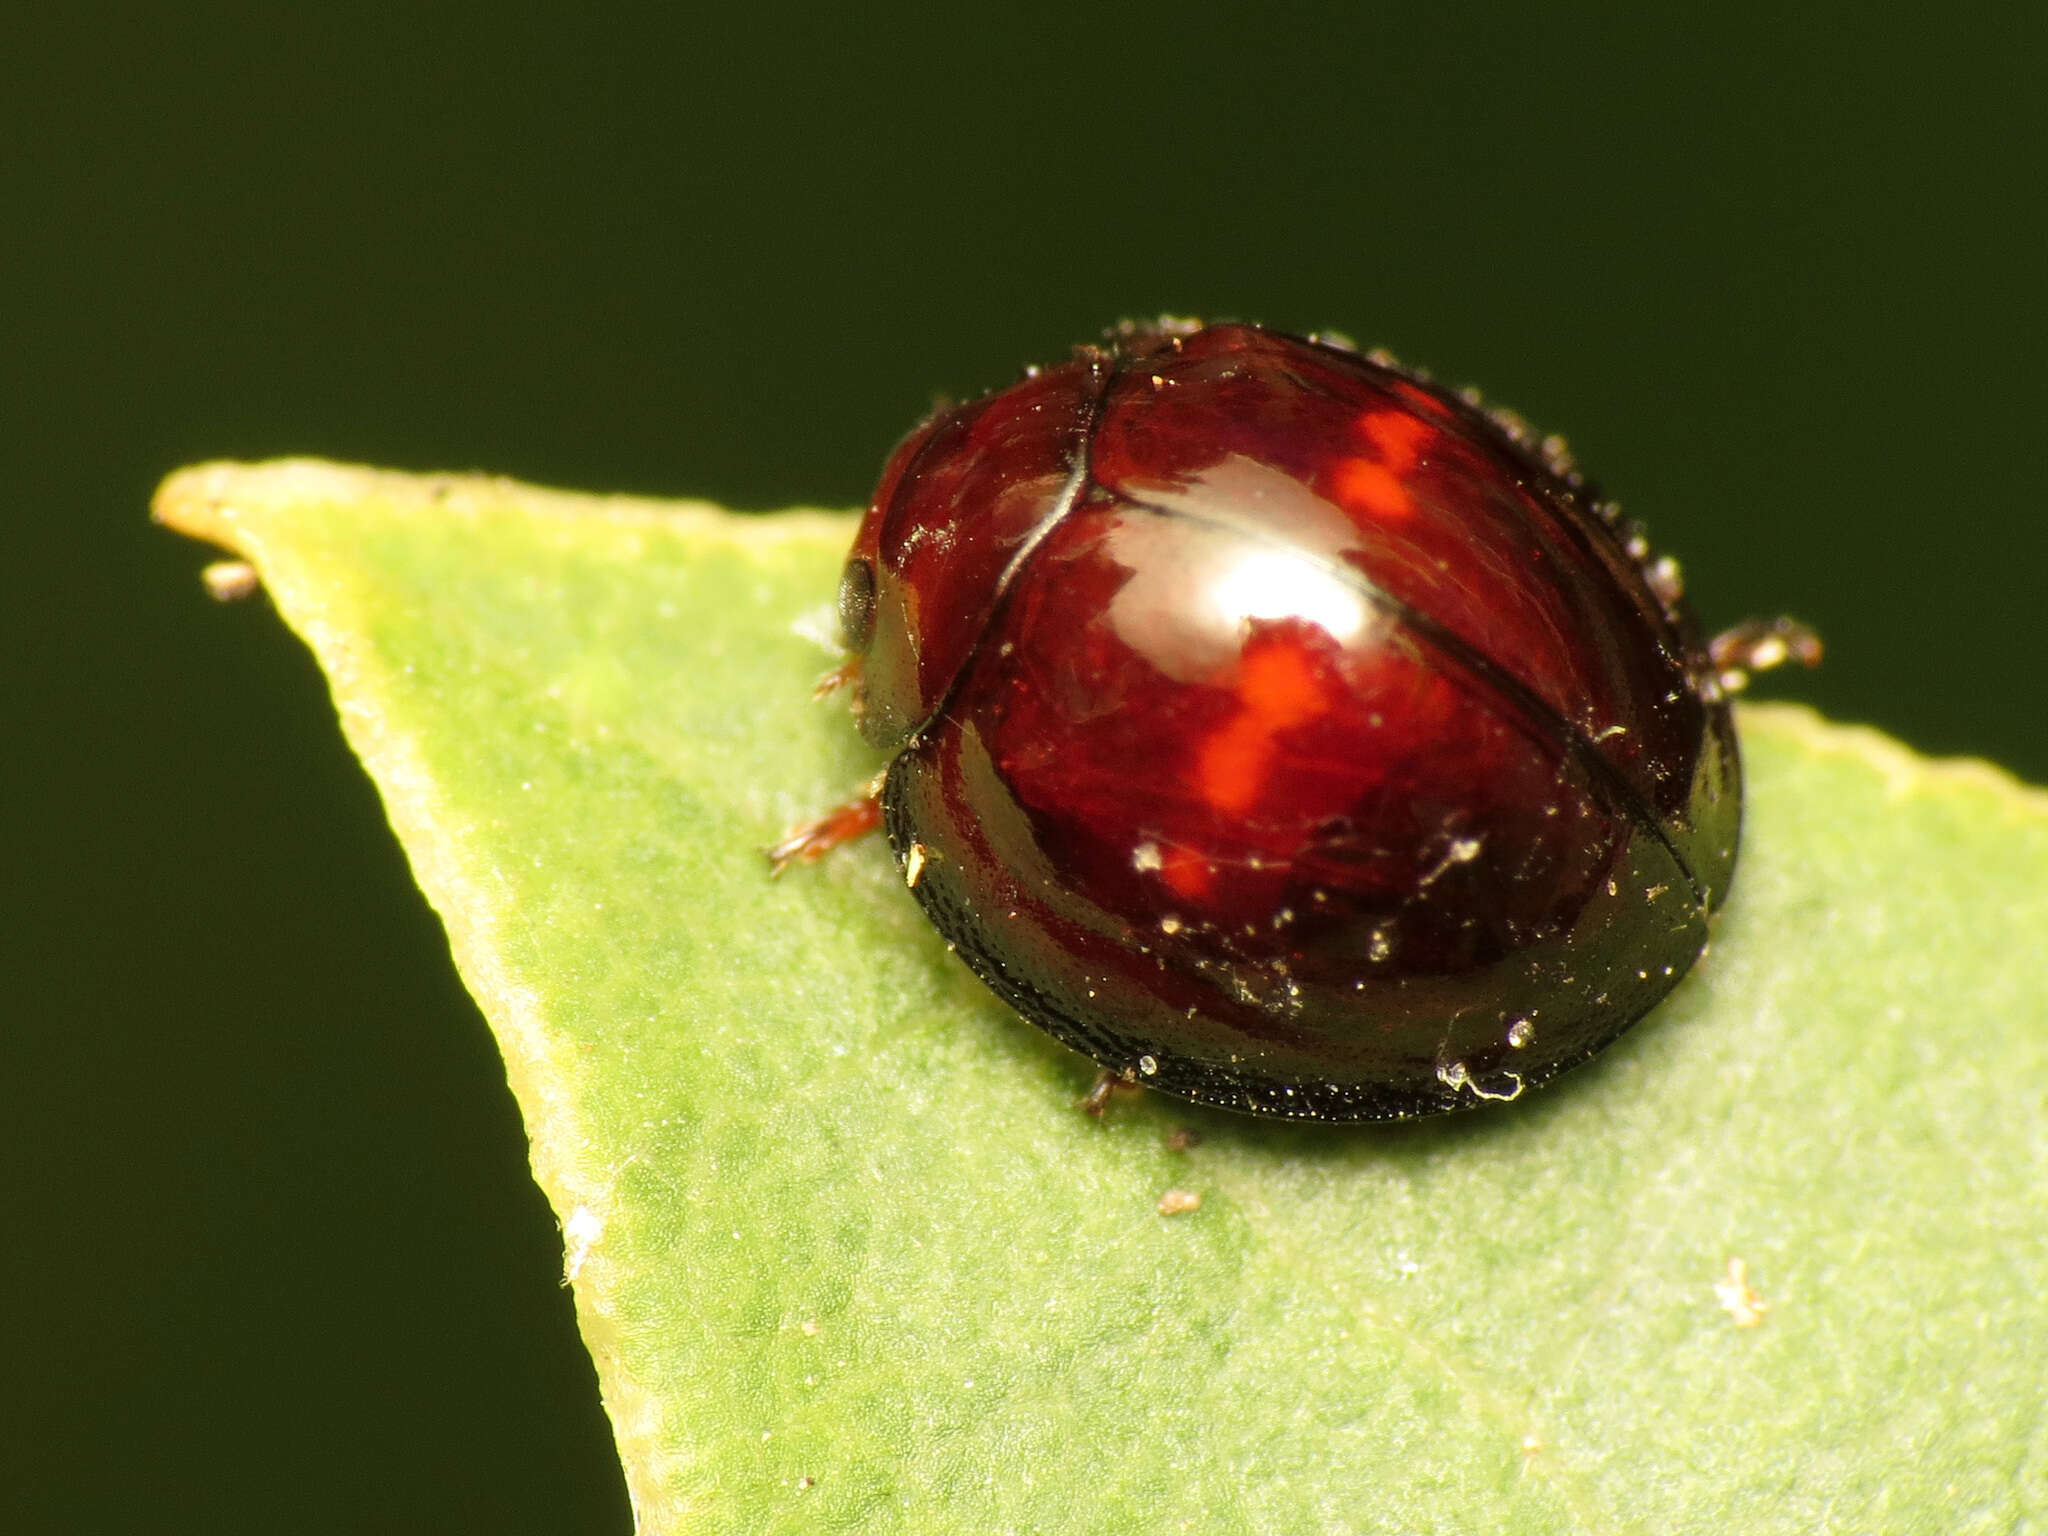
[1078,1068,1140,1120]
[811,657,863,701]
[1708,617,1823,692]
[766,771,887,874]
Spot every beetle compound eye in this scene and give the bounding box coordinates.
[838,557,877,653]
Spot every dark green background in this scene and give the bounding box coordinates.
[6,6,2042,1530]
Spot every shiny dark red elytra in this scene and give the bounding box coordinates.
[789,321,1777,1122]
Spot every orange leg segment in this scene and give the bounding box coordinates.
[1708,617,1824,691]
[766,778,885,875]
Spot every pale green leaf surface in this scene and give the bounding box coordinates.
[157,460,2048,1534]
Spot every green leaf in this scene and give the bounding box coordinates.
[157,460,2048,1534]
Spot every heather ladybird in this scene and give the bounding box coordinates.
[772,320,1816,1121]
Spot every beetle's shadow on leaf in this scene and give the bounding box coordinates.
[1008,968,1702,1173]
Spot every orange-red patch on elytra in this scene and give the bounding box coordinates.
[1197,715,1275,816]
[1239,639,1329,726]
[1389,379,1452,421]
[1196,639,1330,814]
[1160,844,1215,901]
[1358,409,1433,473]
[1332,456,1413,522]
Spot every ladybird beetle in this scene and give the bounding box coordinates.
[773,320,1816,1121]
